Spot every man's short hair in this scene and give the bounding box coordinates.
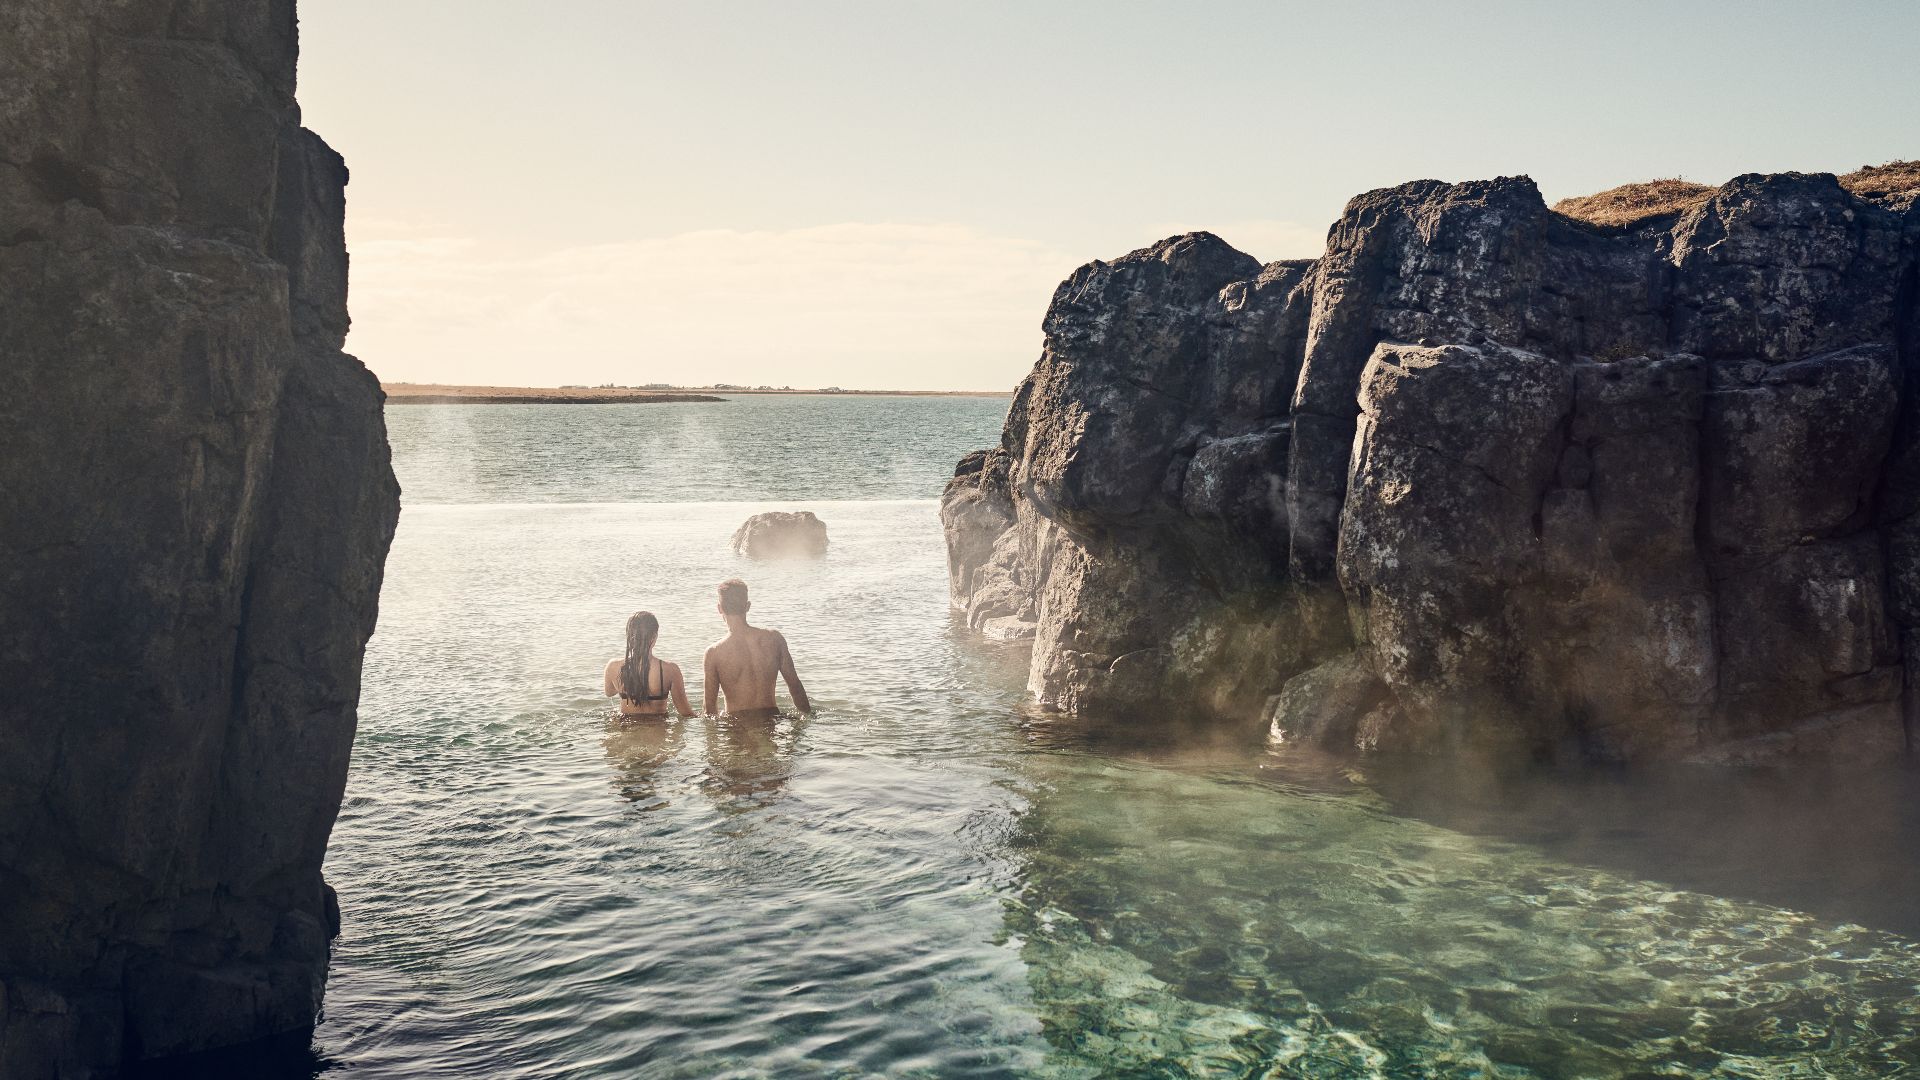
[718,578,750,615]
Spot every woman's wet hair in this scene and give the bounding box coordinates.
[718,578,750,615]
[621,611,660,699]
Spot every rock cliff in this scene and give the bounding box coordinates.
[0,2,399,1074]
[945,170,1920,763]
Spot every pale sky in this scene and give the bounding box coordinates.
[298,1,1919,391]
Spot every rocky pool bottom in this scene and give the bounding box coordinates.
[288,495,1920,1078]
[1002,743,1920,1078]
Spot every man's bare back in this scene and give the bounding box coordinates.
[704,579,810,716]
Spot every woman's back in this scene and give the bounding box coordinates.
[604,655,691,718]
[606,610,695,718]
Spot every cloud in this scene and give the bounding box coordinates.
[344,221,1082,391]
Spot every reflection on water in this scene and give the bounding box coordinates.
[315,400,1920,1078]
[702,713,808,806]
[603,717,685,810]
[606,710,813,810]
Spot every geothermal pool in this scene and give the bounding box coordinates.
[307,395,1920,1077]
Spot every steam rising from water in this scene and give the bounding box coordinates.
[385,395,1006,505]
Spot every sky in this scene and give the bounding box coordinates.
[298,1,1920,391]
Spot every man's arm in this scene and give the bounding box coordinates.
[702,648,719,716]
[775,633,810,714]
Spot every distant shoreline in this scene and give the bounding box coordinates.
[382,382,1013,404]
[383,383,722,405]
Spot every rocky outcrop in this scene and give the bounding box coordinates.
[732,511,829,558]
[944,171,1920,763]
[0,3,399,1075]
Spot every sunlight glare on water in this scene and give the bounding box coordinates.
[314,396,1920,1078]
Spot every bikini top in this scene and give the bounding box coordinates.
[620,657,670,702]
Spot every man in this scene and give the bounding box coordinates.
[703,578,810,717]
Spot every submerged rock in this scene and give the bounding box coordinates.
[0,2,399,1074]
[944,171,1920,763]
[732,511,829,558]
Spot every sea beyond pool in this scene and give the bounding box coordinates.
[305,394,1920,1078]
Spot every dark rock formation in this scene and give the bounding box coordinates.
[0,3,399,1074]
[944,171,1920,763]
[732,511,829,559]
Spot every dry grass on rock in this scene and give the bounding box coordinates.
[1552,179,1715,228]
[1556,163,1920,227]
[1839,160,1920,209]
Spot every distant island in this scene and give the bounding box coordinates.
[382,382,1013,404]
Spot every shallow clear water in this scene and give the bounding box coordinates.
[312,396,1920,1078]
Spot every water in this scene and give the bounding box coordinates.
[382,395,1000,504]
[311,395,1920,1078]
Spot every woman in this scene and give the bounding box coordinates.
[604,611,694,720]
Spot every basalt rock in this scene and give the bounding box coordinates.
[732,511,829,559]
[0,2,399,1075]
[943,170,1920,763]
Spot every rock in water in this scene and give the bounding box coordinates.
[732,511,830,558]
[0,3,400,1074]
[943,172,1920,764]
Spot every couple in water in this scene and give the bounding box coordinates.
[602,578,810,720]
